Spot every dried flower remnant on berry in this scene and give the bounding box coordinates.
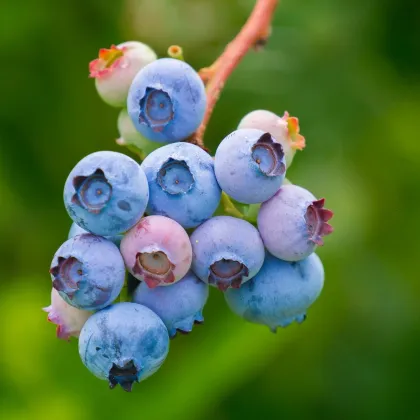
[283,111,306,151]
[305,198,334,246]
[89,45,126,78]
[71,169,112,214]
[251,132,285,176]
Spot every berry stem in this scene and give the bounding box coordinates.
[118,275,130,303]
[192,0,278,148]
[221,192,245,219]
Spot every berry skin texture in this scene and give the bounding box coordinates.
[225,252,324,332]
[43,288,91,340]
[133,271,209,338]
[141,142,221,228]
[214,129,286,204]
[50,234,125,310]
[117,108,160,157]
[190,216,265,291]
[64,151,149,236]
[258,184,334,262]
[78,302,169,392]
[127,58,206,143]
[89,41,157,107]
[68,222,123,248]
[238,110,305,168]
[120,215,192,289]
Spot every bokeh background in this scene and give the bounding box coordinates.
[1,0,419,418]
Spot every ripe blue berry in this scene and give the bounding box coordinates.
[78,302,169,392]
[258,184,333,261]
[238,110,305,168]
[50,234,125,310]
[214,129,286,204]
[68,222,123,248]
[141,142,221,228]
[90,41,157,107]
[120,216,192,288]
[127,58,206,143]
[190,216,265,291]
[64,151,149,236]
[225,252,324,331]
[133,271,208,338]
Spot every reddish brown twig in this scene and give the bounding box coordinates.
[192,0,278,148]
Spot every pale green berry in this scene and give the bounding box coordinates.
[117,109,160,157]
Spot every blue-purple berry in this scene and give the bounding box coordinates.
[133,271,208,338]
[214,129,286,204]
[258,184,333,261]
[68,222,123,248]
[190,216,265,291]
[50,234,125,310]
[78,302,169,392]
[64,151,149,236]
[127,58,206,143]
[225,252,324,332]
[141,142,221,228]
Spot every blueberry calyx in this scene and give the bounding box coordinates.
[251,132,285,176]
[71,168,112,214]
[50,256,83,299]
[139,87,174,132]
[208,258,249,291]
[133,251,175,288]
[305,198,334,246]
[108,360,140,392]
[157,158,195,195]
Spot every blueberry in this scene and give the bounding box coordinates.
[50,234,125,310]
[225,252,324,332]
[133,271,208,338]
[258,184,334,261]
[141,142,221,228]
[127,58,206,143]
[120,215,192,288]
[238,110,306,168]
[68,222,123,248]
[64,151,149,236]
[43,288,91,340]
[190,216,265,291]
[78,302,169,392]
[214,129,286,204]
[89,41,157,107]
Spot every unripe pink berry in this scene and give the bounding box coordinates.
[120,216,192,288]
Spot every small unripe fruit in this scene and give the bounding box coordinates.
[117,109,160,157]
[89,41,157,107]
[238,110,305,168]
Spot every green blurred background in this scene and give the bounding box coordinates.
[1,0,419,418]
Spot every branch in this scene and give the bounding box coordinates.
[192,0,279,148]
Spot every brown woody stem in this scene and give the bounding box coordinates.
[192,0,278,148]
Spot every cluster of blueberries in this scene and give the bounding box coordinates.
[44,41,333,392]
